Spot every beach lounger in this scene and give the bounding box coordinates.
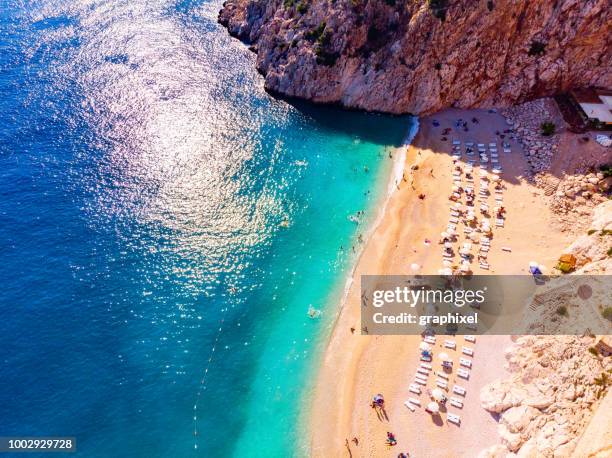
[436,380,448,389]
[501,246,512,252]
[444,339,456,349]
[496,219,504,227]
[409,385,421,395]
[466,324,478,331]
[457,368,470,379]
[436,371,449,380]
[503,148,511,153]
[415,372,428,380]
[447,413,461,425]
[466,142,474,147]
[414,378,427,386]
[452,385,466,396]
[452,140,461,145]
[408,397,421,406]
[479,263,490,270]
[424,336,436,344]
[420,362,432,370]
[404,400,416,411]
[449,217,459,224]
[477,143,485,148]
[459,357,472,368]
[465,335,476,343]
[462,346,474,356]
[450,397,463,408]
[489,143,496,148]
[417,367,429,375]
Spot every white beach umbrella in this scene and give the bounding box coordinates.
[443,260,452,267]
[454,203,462,210]
[529,261,538,268]
[479,169,488,176]
[411,263,421,272]
[466,214,475,222]
[444,242,453,249]
[460,264,470,272]
[420,342,431,351]
[432,388,444,401]
[441,231,449,238]
[439,352,451,362]
[439,267,453,276]
[427,402,440,414]
[538,265,546,273]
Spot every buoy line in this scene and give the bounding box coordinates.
[192,315,225,451]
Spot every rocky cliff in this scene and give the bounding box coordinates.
[219,0,611,115]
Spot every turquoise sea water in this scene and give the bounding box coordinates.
[0,0,413,456]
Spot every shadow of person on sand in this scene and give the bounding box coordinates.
[431,414,444,427]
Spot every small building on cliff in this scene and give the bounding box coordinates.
[569,88,612,127]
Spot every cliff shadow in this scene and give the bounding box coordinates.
[280,96,414,148]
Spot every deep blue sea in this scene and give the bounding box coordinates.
[0,0,412,456]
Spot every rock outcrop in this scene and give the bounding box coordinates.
[219,0,612,115]
[479,336,612,458]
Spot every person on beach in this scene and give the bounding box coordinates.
[386,432,397,446]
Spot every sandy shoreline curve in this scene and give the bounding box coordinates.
[308,108,574,457]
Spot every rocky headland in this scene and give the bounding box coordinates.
[219,0,611,114]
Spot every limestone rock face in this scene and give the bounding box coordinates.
[219,0,611,115]
[479,336,612,457]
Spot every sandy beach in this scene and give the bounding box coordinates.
[309,108,575,457]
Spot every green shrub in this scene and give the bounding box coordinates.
[557,261,573,273]
[528,40,546,56]
[587,229,596,235]
[556,305,568,317]
[541,121,556,136]
[428,0,448,21]
[367,25,378,42]
[602,307,612,321]
[599,164,612,178]
[315,47,339,66]
[305,22,326,42]
[283,0,296,7]
[487,0,494,11]
[588,347,599,356]
[384,0,396,5]
[608,247,612,257]
[296,2,308,14]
